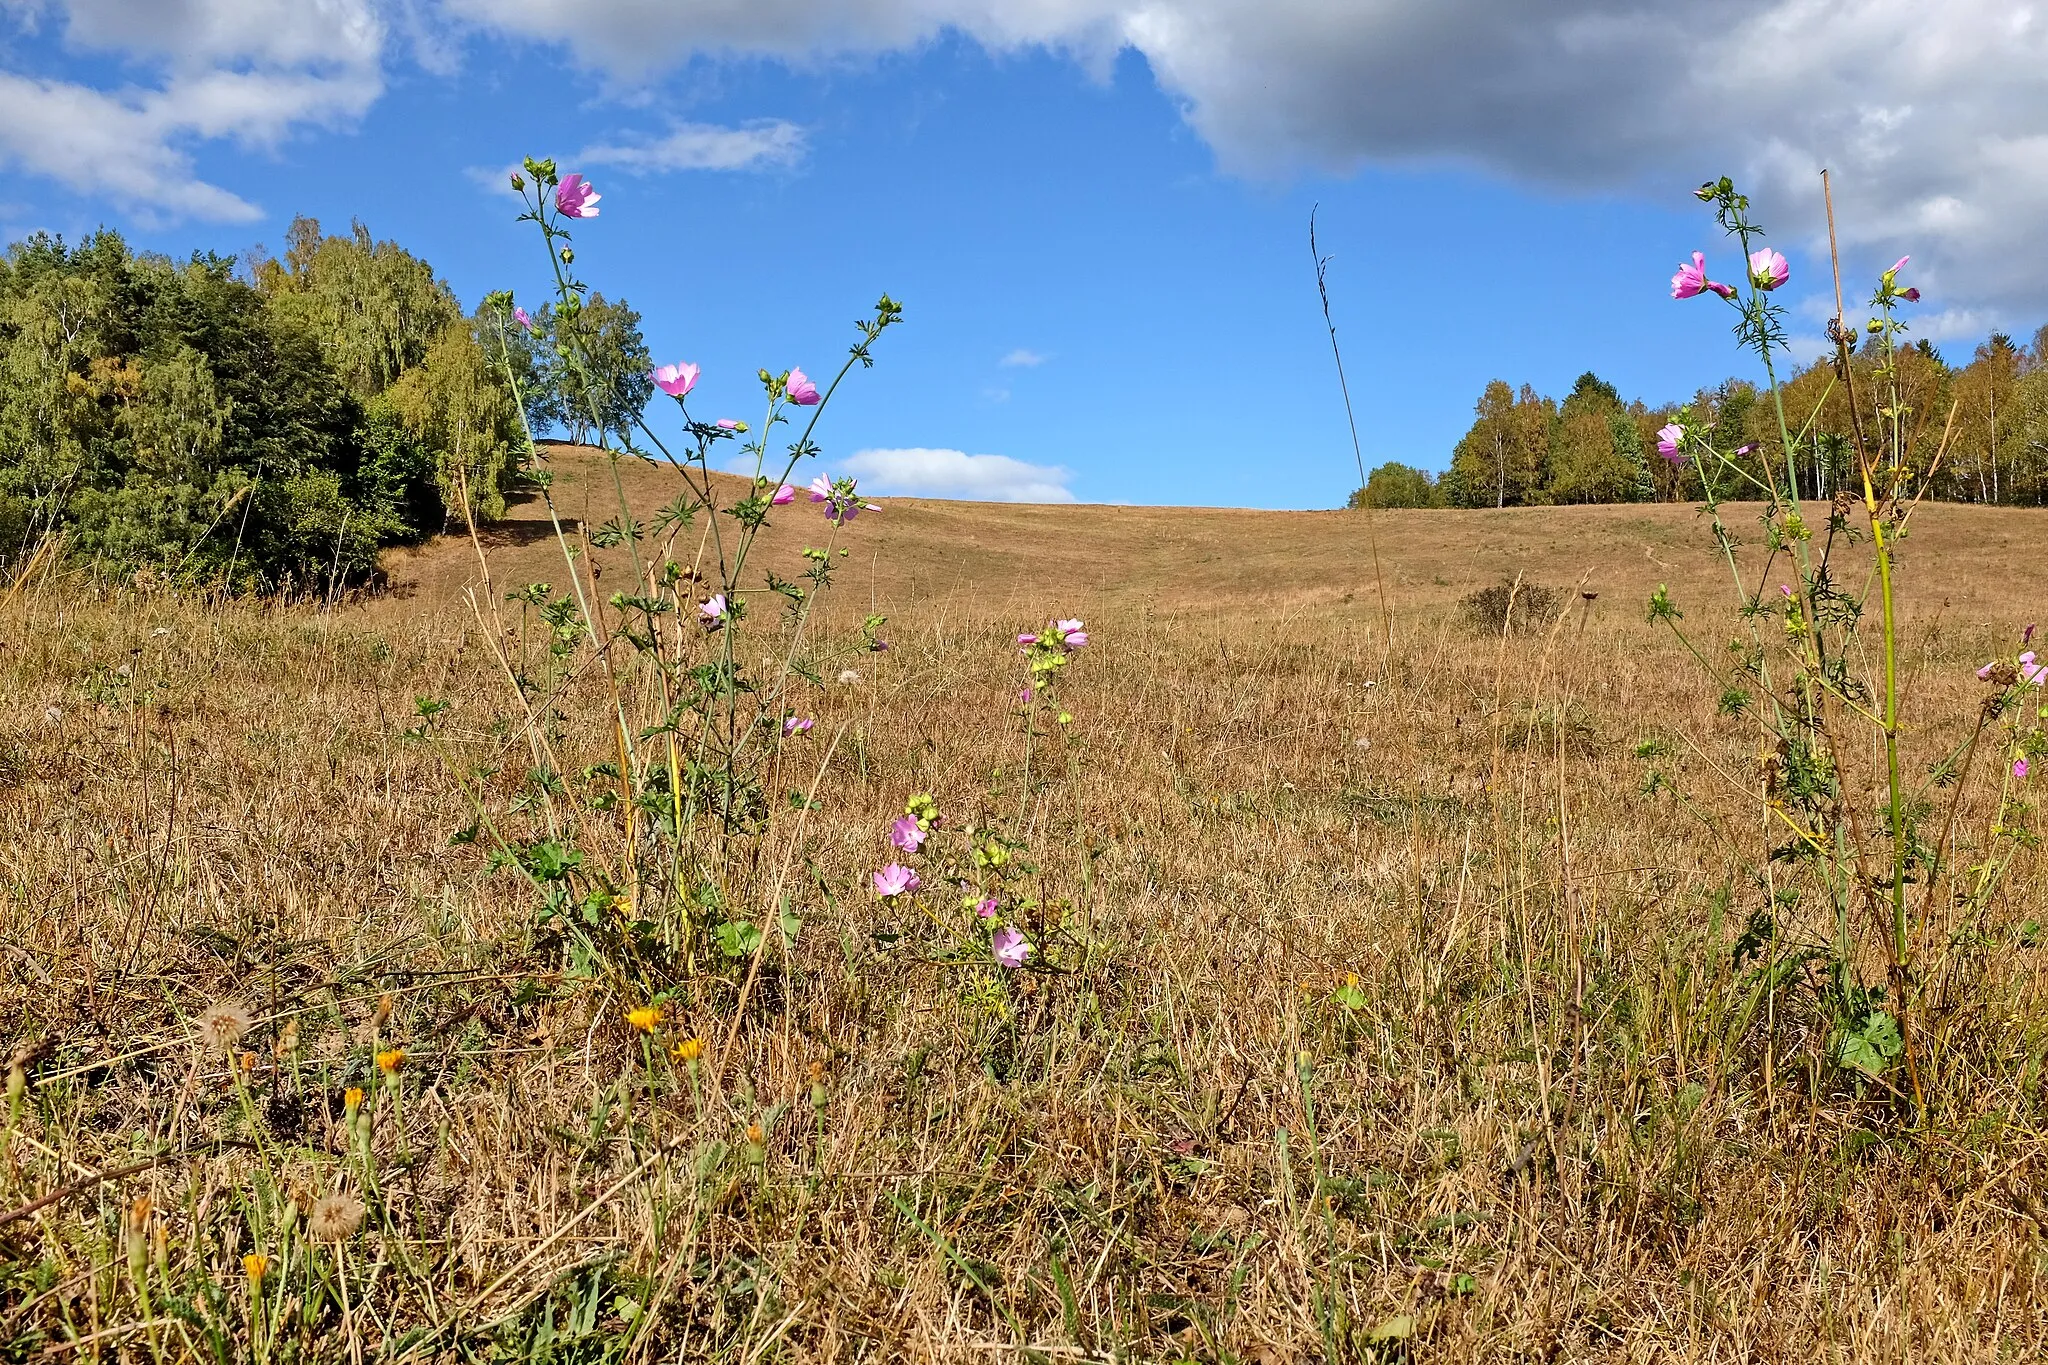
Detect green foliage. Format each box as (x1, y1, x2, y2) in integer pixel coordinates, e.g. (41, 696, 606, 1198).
(527, 293, 654, 445)
(0, 220, 525, 590)
(257, 217, 460, 398)
(385, 320, 525, 524)
(1348, 461, 1440, 508)
(1444, 380, 1551, 507)
(1549, 372, 1643, 504)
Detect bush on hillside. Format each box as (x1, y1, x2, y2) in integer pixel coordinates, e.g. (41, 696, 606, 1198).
(1348, 461, 1442, 508)
(1460, 578, 1565, 635)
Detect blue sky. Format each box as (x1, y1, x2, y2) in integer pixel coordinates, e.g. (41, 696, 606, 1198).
(1, 0, 2037, 507)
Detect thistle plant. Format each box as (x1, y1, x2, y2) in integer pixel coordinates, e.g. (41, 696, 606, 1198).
(1648, 174, 2026, 1116)
(435, 157, 902, 990)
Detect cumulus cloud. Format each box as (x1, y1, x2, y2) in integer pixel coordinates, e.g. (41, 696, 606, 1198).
(843, 447, 1076, 502)
(0, 0, 382, 221)
(430, 0, 2048, 321)
(999, 348, 1048, 367)
(12, 0, 2048, 321)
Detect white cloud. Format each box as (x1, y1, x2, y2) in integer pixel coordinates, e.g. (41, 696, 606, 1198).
(843, 447, 1077, 502)
(13, 0, 2048, 324)
(578, 120, 806, 174)
(469, 120, 807, 195)
(426, 0, 2048, 323)
(999, 348, 1047, 367)
(0, 0, 382, 221)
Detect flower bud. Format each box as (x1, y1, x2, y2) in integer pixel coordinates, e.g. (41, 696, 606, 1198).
(125, 1197, 151, 1281)
(510, 172, 526, 191)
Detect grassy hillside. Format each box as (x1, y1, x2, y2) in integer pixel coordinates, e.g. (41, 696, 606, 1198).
(5, 468, 2048, 1361)
(379, 445, 2047, 626)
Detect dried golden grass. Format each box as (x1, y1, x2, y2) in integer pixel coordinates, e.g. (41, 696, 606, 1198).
(2, 491, 2047, 1361)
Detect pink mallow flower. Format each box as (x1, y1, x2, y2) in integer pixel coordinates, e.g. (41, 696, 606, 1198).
(555, 173, 601, 219)
(1655, 423, 1686, 462)
(1056, 619, 1088, 648)
(786, 368, 821, 405)
(991, 926, 1032, 970)
(2017, 757, 2031, 780)
(1978, 661, 1997, 681)
(1885, 255, 1921, 302)
(783, 716, 813, 736)
(809, 473, 876, 524)
(717, 418, 742, 431)
(772, 484, 796, 505)
(1748, 248, 1789, 291)
(976, 897, 998, 919)
(889, 815, 926, 853)
(699, 594, 727, 628)
(873, 864, 919, 898)
(652, 362, 700, 398)
(514, 306, 533, 332)
(1671, 251, 1735, 301)
(2022, 651, 2047, 685)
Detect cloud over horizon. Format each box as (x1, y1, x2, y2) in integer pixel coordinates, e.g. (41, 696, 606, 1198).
(842, 447, 1077, 503)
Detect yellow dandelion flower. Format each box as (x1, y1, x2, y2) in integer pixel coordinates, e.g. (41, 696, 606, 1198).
(745, 1121, 764, 1145)
(343, 1086, 364, 1110)
(672, 1037, 704, 1063)
(626, 1005, 664, 1034)
(375, 1048, 405, 1075)
(244, 1253, 269, 1285)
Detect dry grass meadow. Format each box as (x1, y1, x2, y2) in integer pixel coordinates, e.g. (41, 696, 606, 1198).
(7, 447, 2048, 1362)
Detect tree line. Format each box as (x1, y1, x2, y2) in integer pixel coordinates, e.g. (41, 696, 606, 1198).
(0, 220, 652, 591)
(1351, 329, 2048, 509)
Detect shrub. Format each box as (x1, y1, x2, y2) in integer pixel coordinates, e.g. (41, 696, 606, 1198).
(1459, 578, 1565, 635)
(1348, 461, 1441, 508)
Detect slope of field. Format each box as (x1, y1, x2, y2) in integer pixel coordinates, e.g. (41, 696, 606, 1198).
(376, 445, 2048, 629)
(9, 452, 2048, 1361)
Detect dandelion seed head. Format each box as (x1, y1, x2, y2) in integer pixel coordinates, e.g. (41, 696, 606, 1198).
(308, 1192, 366, 1241)
(196, 1002, 254, 1051)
